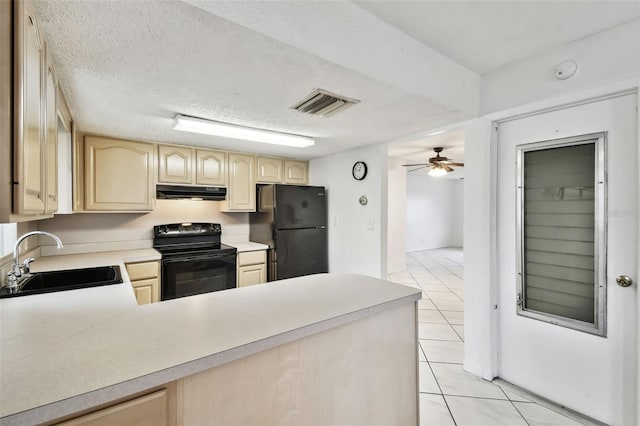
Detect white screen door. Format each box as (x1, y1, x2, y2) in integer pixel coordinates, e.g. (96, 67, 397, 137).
(496, 93, 637, 425)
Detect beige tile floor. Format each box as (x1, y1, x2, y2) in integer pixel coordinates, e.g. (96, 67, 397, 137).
(388, 248, 595, 426)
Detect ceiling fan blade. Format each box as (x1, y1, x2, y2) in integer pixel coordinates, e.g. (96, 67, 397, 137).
(446, 162, 465, 167)
(442, 164, 454, 172)
(402, 163, 430, 167)
(408, 166, 428, 173)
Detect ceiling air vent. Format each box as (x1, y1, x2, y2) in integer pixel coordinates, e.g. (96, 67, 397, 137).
(291, 89, 360, 117)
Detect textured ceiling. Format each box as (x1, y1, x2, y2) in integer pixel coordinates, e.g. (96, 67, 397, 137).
(356, 1, 640, 75)
(33, 0, 469, 160)
(32, 1, 639, 162)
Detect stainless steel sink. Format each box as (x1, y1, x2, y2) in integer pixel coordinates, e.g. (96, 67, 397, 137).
(0, 265, 123, 298)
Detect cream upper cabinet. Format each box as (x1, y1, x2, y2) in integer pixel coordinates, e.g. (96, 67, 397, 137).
(45, 59, 58, 213)
(158, 145, 193, 184)
(284, 160, 309, 185)
(221, 153, 255, 212)
(10, 2, 60, 218)
(256, 156, 283, 184)
(196, 149, 226, 186)
(84, 136, 155, 211)
(14, 2, 46, 214)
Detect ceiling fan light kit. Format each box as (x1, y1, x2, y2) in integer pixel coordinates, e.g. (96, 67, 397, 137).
(402, 147, 464, 177)
(173, 114, 315, 148)
(428, 167, 447, 177)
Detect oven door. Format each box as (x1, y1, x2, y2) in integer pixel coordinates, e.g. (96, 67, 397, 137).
(161, 252, 236, 301)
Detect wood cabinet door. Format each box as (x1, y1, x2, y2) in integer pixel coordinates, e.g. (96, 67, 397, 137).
(84, 136, 155, 211)
(14, 3, 45, 214)
(45, 60, 58, 213)
(131, 278, 159, 305)
(195, 149, 226, 186)
(223, 153, 255, 211)
(256, 157, 283, 183)
(158, 145, 193, 184)
(238, 264, 266, 287)
(55, 389, 170, 426)
(284, 160, 309, 185)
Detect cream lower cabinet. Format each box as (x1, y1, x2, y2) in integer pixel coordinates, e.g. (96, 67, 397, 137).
(55, 388, 175, 426)
(221, 153, 255, 212)
(237, 250, 266, 287)
(125, 261, 160, 305)
(83, 136, 155, 211)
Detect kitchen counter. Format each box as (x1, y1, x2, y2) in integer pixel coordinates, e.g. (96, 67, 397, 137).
(1, 249, 162, 375)
(222, 240, 269, 252)
(0, 272, 420, 425)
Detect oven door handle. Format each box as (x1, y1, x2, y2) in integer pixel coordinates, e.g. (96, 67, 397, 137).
(162, 253, 235, 264)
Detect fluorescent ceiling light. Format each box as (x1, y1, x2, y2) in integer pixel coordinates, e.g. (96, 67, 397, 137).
(428, 167, 447, 177)
(173, 114, 314, 148)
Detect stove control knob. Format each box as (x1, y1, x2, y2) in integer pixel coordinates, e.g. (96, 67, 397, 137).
(212, 224, 221, 233)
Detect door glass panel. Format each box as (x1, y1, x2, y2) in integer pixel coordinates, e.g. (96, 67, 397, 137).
(517, 134, 606, 335)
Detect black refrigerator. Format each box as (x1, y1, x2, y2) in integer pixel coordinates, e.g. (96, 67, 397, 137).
(249, 184, 328, 281)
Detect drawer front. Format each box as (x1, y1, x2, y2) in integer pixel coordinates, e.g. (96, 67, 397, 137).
(238, 250, 266, 267)
(126, 261, 159, 280)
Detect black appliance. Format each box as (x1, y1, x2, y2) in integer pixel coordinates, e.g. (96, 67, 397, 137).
(250, 185, 328, 281)
(153, 223, 237, 300)
(156, 184, 227, 200)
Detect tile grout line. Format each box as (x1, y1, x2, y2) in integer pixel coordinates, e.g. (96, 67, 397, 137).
(497, 384, 533, 426)
(425, 358, 458, 426)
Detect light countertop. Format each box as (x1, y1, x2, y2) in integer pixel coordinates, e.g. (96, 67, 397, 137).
(0, 271, 420, 425)
(223, 241, 269, 252)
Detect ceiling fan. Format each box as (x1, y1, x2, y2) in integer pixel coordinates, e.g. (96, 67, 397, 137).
(402, 147, 464, 177)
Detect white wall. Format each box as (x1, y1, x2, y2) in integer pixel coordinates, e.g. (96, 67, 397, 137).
(310, 144, 387, 278)
(37, 200, 249, 255)
(450, 180, 464, 247)
(481, 20, 640, 114)
(406, 175, 463, 251)
(387, 158, 406, 274)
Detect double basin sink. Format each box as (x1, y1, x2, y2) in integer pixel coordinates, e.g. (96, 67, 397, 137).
(0, 266, 123, 298)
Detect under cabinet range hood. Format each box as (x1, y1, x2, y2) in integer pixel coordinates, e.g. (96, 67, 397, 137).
(156, 185, 227, 201)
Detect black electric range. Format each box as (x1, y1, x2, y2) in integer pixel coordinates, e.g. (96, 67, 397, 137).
(153, 223, 237, 300)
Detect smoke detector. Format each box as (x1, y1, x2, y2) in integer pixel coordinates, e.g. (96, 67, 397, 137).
(554, 60, 578, 80)
(291, 89, 360, 117)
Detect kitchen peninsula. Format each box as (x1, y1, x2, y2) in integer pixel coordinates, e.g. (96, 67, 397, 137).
(0, 270, 420, 425)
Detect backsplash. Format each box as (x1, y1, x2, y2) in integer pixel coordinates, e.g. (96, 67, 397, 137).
(37, 200, 249, 256)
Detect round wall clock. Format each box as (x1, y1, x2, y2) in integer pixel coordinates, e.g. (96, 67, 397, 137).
(352, 161, 368, 181)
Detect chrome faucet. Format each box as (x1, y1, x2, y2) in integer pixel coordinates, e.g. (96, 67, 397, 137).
(6, 231, 63, 293)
